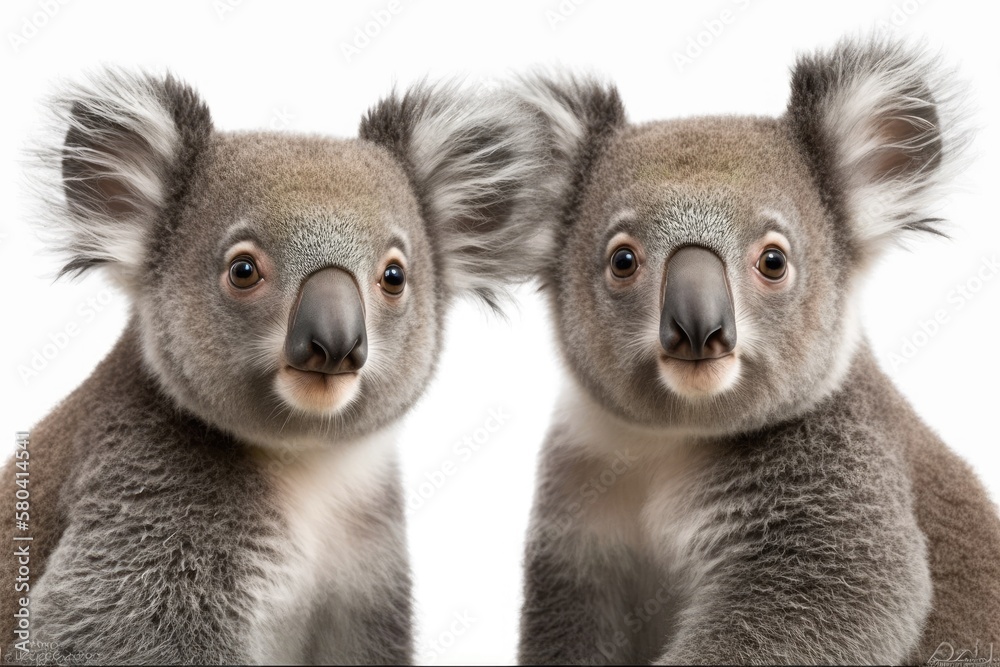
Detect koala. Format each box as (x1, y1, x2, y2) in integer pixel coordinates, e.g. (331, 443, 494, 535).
(515, 39, 1000, 664)
(1, 70, 545, 664)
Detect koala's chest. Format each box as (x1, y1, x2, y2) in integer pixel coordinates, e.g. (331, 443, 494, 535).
(556, 400, 717, 562)
(246, 437, 400, 662)
(553, 424, 717, 658)
(567, 444, 711, 557)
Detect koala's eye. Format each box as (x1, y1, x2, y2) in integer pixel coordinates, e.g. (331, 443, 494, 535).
(757, 247, 787, 281)
(229, 256, 262, 289)
(610, 246, 638, 279)
(380, 263, 406, 296)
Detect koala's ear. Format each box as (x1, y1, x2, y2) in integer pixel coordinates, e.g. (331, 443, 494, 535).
(514, 72, 625, 230)
(43, 69, 212, 285)
(360, 81, 552, 310)
(787, 39, 968, 250)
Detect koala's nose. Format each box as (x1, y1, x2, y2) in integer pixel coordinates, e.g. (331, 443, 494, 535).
(285, 267, 367, 375)
(660, 246, 737, 361)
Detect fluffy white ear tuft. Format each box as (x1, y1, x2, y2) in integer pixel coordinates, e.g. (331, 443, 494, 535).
(513, 71, 625, 220)
(787, 38, 970, 251)
(360, 80, 553, 311)
(35, 69, 211, 288)
(512, 71, 625, 290)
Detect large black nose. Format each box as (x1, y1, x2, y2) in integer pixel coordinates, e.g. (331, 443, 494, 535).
(285, 267, 367, 375)
(660, 246, 736, 361)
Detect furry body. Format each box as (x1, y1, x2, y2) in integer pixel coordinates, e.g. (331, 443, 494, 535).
(517, 39, 1000, 664)
(2, 70, 545, 664)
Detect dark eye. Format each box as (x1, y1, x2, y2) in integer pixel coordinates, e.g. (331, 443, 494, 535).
(229, 256, 262, 289)
(757, 247, 787, 280)
(610, 246, 638, 279)
(381, 263, 405, 295)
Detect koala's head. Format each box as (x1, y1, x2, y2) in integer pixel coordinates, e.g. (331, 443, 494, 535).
(43, 70, 545, 448)
(521, 39, 965, 434)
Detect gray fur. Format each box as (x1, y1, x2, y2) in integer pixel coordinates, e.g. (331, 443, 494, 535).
(516, 37, 1000, 664)
(360, 80, 553, 311)
(2, 69, 542, 664)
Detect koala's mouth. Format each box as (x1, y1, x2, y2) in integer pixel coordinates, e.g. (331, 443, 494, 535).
(657, 353, 741, 399)
(274, 365, 361, 415)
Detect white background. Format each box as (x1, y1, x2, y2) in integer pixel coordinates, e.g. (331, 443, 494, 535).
(1, 0, 998, 663)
